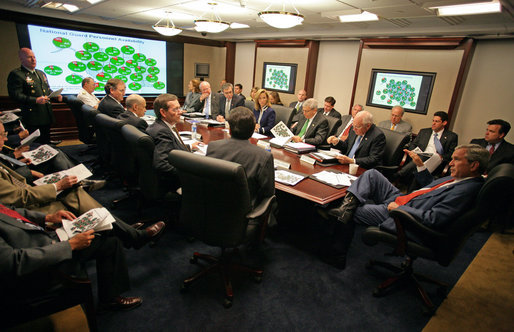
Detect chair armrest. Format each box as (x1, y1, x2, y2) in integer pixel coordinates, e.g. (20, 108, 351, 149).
(389, 209, 447, 241)
(246, 195, 276, 219)
(399, 151, 408, 167)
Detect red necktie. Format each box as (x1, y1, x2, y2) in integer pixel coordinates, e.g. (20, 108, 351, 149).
(489, 145, 495, 155)
(394, 179, 454, 206)
(0, 203, 38, 225)
(341, 124, 352, 138)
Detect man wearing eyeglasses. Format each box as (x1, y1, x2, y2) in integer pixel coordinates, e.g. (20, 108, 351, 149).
(327, 110, 386, 169)
(98, 78, 126, 118)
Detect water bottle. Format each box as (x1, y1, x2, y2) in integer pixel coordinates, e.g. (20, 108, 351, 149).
(191, 121, 197, 140)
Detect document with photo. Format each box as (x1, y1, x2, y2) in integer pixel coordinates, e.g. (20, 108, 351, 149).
(55, 207, 115, 241)
(33, 163, 93, 190)
(21, 144, 58, 165)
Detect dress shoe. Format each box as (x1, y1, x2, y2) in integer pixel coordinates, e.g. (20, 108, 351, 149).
(134, 221, 166, 249)
(131, 222, 144, 230)
(99, 296, 142, 312)
(81, 179, 106, 192)
(50, 140, 62, 145)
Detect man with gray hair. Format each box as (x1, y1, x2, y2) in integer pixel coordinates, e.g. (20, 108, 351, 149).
(98, 78, 126, 118)
(378, 105, 412, 133)
(199, 81, 221, 119)
(117, 94, 148, 132)
(218, 82, 245, 122)
(77, 77, 100, 108)
(318, 144, 489, 269)
(291, 98, 328, 147)
(328, 110, 385, 169)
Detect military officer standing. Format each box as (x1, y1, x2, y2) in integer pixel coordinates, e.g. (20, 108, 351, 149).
(7, 48, 62, 144)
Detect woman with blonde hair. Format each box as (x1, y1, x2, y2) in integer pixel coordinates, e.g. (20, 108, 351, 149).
(182, 79, 201, 112)
(253, 89, 276, 136)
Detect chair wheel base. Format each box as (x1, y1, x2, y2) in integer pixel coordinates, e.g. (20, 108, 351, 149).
(223, 297, 233, 308)
(180, 283, 189, 293)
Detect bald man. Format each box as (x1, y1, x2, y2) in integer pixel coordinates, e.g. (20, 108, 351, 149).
(8, 48, 62, 144)
(288, 89, 308, 127)
(378, 106, 412, 134)
(117, 94, 148, 132)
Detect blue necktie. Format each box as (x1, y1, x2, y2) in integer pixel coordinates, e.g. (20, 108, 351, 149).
(204, 96, 210, 118)
(433, 133, 444, 155)
(348, 135, 362, 158)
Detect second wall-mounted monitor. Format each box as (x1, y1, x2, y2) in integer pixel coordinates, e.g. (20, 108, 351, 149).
(366, 69, 436, 115)
(262, 62, 297, 94)
(195, 63, 209, 78)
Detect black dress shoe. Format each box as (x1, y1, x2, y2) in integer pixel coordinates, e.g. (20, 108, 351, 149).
(99, 296, 142, 312)
(81, 179, 106, 192)
(134, 221, 166, 249)
(131, 222, 144, 230)
(50, 140, 62, 145)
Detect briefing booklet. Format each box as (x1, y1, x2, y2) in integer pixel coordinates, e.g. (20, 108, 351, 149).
(55, 207, 115, 241)
(270, 121, 294, 147)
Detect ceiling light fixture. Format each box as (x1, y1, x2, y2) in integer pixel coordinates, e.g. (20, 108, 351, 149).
(153, 11, 182, 37)
(230, 22, 250, 29)
(194, 3, 230, 33)
(432, 0, 501, 16)
(258, 2, 304, 29)
(62, 3, 79, 12)
(338, 11, 378, 23)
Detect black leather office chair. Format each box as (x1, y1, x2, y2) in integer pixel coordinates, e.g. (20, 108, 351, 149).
(361, 163, 514, 314)
(80, 104, 99, 145)
(244, 99, 255, 110)
(273, 105, 294, 128)
(325, 116, 342, 137)
(168, 150, 275, 308)
(375, 128, 411, 178)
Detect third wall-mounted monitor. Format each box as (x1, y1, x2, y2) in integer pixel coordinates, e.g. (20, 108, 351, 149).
(262, 62, 297, 94)
(366, 69, 436, 115)
(195, 63, 210, 78)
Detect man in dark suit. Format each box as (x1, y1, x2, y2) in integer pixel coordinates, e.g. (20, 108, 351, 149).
(318, 96, 341, 120)
(98, 78, 126, 118)
(117, 94, 148, 132)
(397, 111, 458, 179)
(332, 104, 363, 142)
(217, 83, 245, 122)
(328, 110, 385, 169)
(234, 83, 246, 100)
(0, 205, 142, 311)
(288, 89, 307, 126)
(470, 119, 514, 172)
(319, 144, 488, 269)
(199, 81, 221, 119)
(207, 106, 274, 209)
(378, 106, 412, 134)
(147, 94, 200, 192)
(291, 98, 329, 147)
(7, 48, 62, 144)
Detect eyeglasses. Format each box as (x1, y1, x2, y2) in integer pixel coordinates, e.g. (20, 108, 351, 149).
(0, 132, 8, 137)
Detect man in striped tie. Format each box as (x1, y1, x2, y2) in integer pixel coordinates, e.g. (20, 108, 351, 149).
(318, 144, 488, 269)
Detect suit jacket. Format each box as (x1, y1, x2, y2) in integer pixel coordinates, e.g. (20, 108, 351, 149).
(334, 124, 386, 169)
(292, 112, 329, 146)
(7, 67, 55, 126)
(253, 107, 276, 136)
(334, 114, 353, 137)
(219, 94, 245, 118)
(409, 128, 458, 163)
(117, 111, 148, 132)
(147, 119, 189, 190)
(470, 138, 514, 172)
(288, 101, 303, 125)
(199, 93, 221, 119)
(98, 95, 125, 118)
(378, 119, 412, 134)
(317, 108, 342, 120)
(207, 138, 274, 209)
(183, 91, 202, 113)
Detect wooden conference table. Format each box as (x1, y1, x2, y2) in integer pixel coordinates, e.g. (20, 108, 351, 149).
(177, 119, 364, 205)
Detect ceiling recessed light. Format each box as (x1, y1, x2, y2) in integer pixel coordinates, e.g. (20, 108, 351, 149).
(338, 11, 378, 23)
(432, 1, 501, 16)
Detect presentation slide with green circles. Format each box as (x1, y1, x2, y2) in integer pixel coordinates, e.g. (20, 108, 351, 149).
(371, 73, 422, 109)
(28, 25, 167, 95)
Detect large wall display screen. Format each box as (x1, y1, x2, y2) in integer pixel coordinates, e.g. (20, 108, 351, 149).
(366, 69, 436, 114)
(27, 25, 167, 95)
(261, 62, 297, 94)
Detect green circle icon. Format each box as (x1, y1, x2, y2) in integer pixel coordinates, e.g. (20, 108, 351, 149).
(110, 57, 124, 66)
(125, 60, 137, 68)
(87, 61, 103, 71)
(75, 50, 92, 61)
(103, 64, 118, 73)
(95, 82, 105, 92)
(148, 66, 160, 75)
(66, 74, 82, 84)
(133, 53, 146, 62)
(134, 66, 146, 74)
(121, 45, 135, 55)
(118, 66, 131, 75)
(146, 74, 158, 82)
(128, 82, 142, 91)
(83, 42, 99, 52)
(145, 58, 157, 66)
(105, 47, 120, 56)
(96, 72, 112, 82)
(68, 61, 86, 72)
(44, 65, 63, 76)
(53, 37, 71, 48)
(115, 75, 128, 83)
(130, 73, 143, 82)
(153, 81, 165, 90)
(93, 52, 109, 62)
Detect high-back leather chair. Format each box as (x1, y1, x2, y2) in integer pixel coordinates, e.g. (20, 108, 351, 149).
(64, 95, 89, 143)
(361, 163, 514, 314)
(80, 104, 99, 145)
(168, 150, 275, 308)
(325, 116, 342, 137)
(244, 99, 255, 110)
(375, 128, 411, 178)
(273, 105, 294, 128)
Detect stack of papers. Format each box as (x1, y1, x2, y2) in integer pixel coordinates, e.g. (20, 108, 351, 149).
(55, 207, 115, 241)
(311, 170, 357, 187)
(20, 129, 40, 147)
(22, 144, 58, 165)
(284, 142, 316, 154)
(274, 169, 306, 186)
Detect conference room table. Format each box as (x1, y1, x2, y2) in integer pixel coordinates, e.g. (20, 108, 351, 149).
(177, 118, 364, 206)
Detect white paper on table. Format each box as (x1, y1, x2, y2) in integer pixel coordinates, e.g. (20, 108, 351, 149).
(311, 170, 356, 187)
(424, 153, 442, 173)
(193, 144, 208, 156)
(269, 136, 291, 147)
(271, 121, 294, 138)
(252, 132, 268, 139)
(142, 115, 156, 125)
(274, 169, 305, 186)
(322, 148, 344, 157)
(48, 88, 63, 98)
(284, 142, 315, 150)
(55, 208, 115, 241)
(20, 129, 40, 147)
(21, 144, 58, 165)
(33, 163, 93, 187)
(200, 119, 223, 125)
